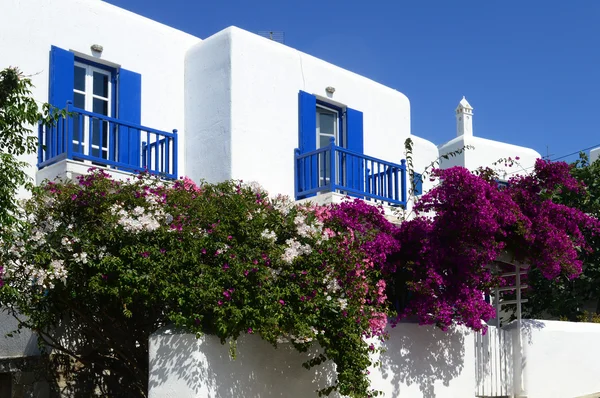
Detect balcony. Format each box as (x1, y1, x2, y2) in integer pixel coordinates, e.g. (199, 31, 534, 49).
(294, 139, 407, 207)
(37, 102, 178, 181)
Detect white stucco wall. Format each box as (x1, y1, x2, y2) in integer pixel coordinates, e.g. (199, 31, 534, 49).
(439, 135, 541, 179)
(590, 147, 600, 164)
(0, 311, 40, 359)
(0, 0, 201, 182)
(509, 320, 600, 398)
(150, 320, 600, 398)
(185, 26, 413, 199)
(149, 323, 478, 398)
(410, 134, 440, 195)
(184, 29, 233, 185)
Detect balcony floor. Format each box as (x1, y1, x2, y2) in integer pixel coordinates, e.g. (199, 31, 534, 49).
(294, 191, 405, 224)
(36, 159, 140, 185)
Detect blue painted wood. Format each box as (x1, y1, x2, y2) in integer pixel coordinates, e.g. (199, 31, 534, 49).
(294, 144, 407, 206)
(298, 91, 316, 153)
(298, 91, 317, 198)
(49, 46, 74, 109)
(37, 105, 177, 179)
(37, 124, 43, 165)
(497, 180, 509, 189)
(48, 46, 74, 156)
(172, 130, 178, 178)
(346, 107, 364, 193)
(117, 68, 142, 166)
(65, 102, 73, 159)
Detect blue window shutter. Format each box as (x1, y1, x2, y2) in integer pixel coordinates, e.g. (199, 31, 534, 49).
(117, 69, 141, 167)
(298, 91, 316, 153)
(413, 172, 423, 196)
(49, 46, 74, 109)
(298, 91, 317, 197)
(346, 107, 364, 192)
(346, 108, 363, 154)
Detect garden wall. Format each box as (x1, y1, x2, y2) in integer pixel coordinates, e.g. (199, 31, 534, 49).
(149, 320, 600, 398)
(149, 322, 478, 398)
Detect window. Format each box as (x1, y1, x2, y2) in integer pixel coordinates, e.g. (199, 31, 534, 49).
(298, 91, 361, 155)
(73, 61, 114, 160)
(48, 45, 142, 166)
(316, 104, 343, 186)
(316, 104, 342, 149)
(497, 180, 509, 189)
(297, 91, 364, 198)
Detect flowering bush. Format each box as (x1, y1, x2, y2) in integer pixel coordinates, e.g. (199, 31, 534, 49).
(0, 158, 597, 396)
(395, 159, 600, 331)
(0, 170, 397, 397)
(520, 155, 600, 321)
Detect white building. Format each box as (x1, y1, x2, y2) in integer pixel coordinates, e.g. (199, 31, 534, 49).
(1, 0, 540, 206)
(7, 0, 591, 397)
(439, 97, 541, 178)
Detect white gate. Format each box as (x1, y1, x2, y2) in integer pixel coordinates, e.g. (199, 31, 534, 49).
(475, 326, 513, 397)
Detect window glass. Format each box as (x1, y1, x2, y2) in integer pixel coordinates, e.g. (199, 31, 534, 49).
(72, 62, 112, 161)
(319, 111, 336, 136)
(93, 72, 109, 98)
(74, 66, 86, 91)
(316, 106, 338, 149)
(93, 98, 108, 115)
(320, 135, 332, 148)
(73, 92, 85, 109)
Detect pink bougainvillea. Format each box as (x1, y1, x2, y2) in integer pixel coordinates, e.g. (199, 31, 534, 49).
(394, 160, 600, 332)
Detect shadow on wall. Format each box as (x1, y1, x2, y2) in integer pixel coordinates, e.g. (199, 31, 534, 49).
(515, 319, 545, 344)
(0, 310, 41, 358)
(380, 324, 467, 398)
(148, 329, 339, 397)
(149, 323, 475, 398)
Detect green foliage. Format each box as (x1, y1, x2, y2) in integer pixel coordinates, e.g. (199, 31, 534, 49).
(523, 153, 600, 320)
(0, 67, 62, 229)
(0, 67, 39, 228)
(0, 171, 393, 397)
(398, 137, 474, 221)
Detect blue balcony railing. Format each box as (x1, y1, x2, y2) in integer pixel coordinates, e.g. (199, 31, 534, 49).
(38, 102, 178, 179)
(295, 138, 407, 206)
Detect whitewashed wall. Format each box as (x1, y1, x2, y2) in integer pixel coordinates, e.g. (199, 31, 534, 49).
(409, 134, 440, 199)
(438, 135, 541, 179)
(149, 323, 479, 398)
(0, 311, 40, 359)
(184, 29, 233, 185)
(149, 320, 600, 398)
(590, 147, 600, 164)
(185, 26, 418, 199)
(508, 320, 600, 398)
(0, 0, 201, 182)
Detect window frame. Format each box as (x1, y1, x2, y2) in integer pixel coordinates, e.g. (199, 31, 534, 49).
(315, 100, 347, 188)
(72, 58, 117, 161)
(316, 100, 345, 149)
(73, 57, 117, 112)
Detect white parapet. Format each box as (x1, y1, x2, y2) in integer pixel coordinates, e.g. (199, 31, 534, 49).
(149, 322, 479, 398)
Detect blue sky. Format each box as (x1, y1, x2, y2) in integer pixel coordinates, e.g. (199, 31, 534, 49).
(106, 0, 600, 162)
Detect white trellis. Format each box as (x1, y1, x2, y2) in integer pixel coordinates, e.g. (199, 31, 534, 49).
(491, 251, 530, 327)
(476, 252, 529, 398)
